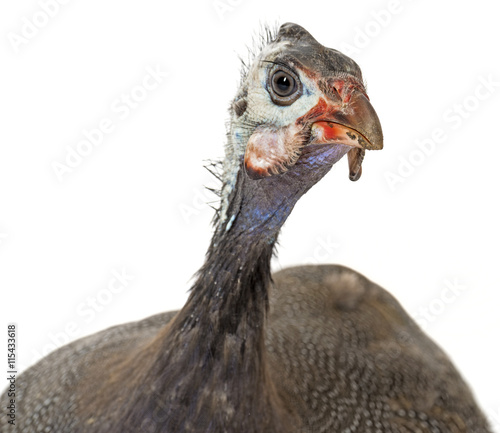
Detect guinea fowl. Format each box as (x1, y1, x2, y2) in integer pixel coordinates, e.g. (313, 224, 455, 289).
(5, 23, 491, 433)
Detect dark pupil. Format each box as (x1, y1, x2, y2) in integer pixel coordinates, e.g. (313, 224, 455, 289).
(276, 75, 291, 92)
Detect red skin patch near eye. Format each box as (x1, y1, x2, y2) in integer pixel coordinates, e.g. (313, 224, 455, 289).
(295, 97, 350, 130)
(296, 98, 331, 126)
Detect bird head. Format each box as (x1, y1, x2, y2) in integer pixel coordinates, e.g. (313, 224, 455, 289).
(219, 23, 383, 227)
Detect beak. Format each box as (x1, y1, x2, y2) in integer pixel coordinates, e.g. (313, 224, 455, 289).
(310, 91, 383, 151)
(309, 90, 383, 181)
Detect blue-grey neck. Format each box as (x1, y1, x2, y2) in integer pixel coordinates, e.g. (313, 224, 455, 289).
(186, 143, 351, 332)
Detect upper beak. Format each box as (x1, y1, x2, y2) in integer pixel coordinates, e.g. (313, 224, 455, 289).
(310, 91, 383, 151)
(309, 90, 383, 181)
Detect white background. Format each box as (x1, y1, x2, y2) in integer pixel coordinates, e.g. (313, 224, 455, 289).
(1, 0, 499, 429)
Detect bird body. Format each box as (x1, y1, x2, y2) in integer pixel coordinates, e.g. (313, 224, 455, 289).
(2, 23, 491, 433)
(12, 264, 491, 432)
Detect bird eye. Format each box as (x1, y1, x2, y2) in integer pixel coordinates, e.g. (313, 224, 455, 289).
(267, 65, 302, 106)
